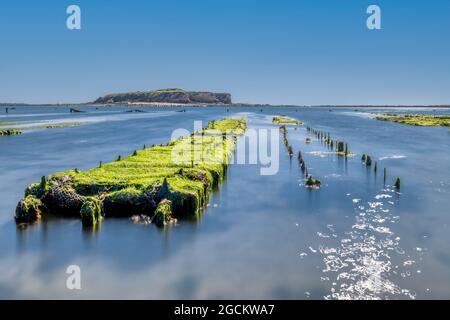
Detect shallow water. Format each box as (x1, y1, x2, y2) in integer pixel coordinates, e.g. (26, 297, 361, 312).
(0, 105, 449, 299)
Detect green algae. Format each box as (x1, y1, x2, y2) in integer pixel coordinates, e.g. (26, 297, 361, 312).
(0, 122, 22, 127)
(0, 129, 22, 136)
(272, 116, 303, 125)
(1, 122, 82, 132)
(44, 123, 82, 129)
(16, 118, 247, 227)
(375, 113, 450, 127)
(80, 199, 102, 227)
(305, 176, 321, 189)
(153, 199, 175, 227)
(15, 196, 43, 223)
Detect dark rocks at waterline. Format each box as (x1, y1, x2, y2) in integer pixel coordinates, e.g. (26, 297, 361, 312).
(307, 127, 351, 156)
(300, 161, 306, 173)
(70, 108, 85, 113)
(280, 125, 294, 157)
(337, 141, 345, 153)
(152, 199, 176, 227)
(297, 151, 307, 173)
(305, 176, 321, 189)
(80, 200, 102, 227)
(125, 109, 146, 113)
(15, 196, 43, 223)
(41, 182, 85, 217)
(361, 154, 372, 166)
(394, 177, 401, 190)
(287, 145, 293, 157)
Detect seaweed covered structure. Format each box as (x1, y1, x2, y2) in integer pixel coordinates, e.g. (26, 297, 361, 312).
(375, 113, 450, 127)
(15, 118, 247, 227)
(0, 129, 22, 136)
(272, 116, 304, 125)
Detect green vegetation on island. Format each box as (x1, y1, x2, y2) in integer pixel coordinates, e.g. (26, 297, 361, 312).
(272, 116, 304, 125)
(375, 113, 450, 127)
(15, 118, 247, 228)
(94, 88, 232, 105)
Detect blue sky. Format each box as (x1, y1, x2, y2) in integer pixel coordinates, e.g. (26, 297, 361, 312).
(1, 0, 449, 105)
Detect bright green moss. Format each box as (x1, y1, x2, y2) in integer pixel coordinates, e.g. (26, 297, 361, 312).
(17, 118, 247, 225)
(375, 113, 450, 127)
(153, 199, 174, 227)
(44, 123, 81, 129)
(0, 122, 82, 132)
(0, 129, 22, 136)
(143, 88, 186, 94)
(15, 195, 43, 223)
(0, 122, 23, 127)
(272, 116, 304, 125)
(80, 199, 102, 227)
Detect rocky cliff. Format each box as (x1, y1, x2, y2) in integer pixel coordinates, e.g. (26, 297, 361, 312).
(93, 89, 232, 105)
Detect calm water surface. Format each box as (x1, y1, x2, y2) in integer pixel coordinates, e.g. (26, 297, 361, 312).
(0, 106, 449, 299)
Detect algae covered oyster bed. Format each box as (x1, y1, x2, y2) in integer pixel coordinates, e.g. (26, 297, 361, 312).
(272, 116, 304, 125)
(0, 129, 22, 136)
(15, 118, 247, 228)
(374, 113, 450, 127)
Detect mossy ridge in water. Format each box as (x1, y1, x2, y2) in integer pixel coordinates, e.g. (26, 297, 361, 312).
(0, 129, 22, 136)
(1, 122, 82, 132)
(272, 116, 304, 125)
(44, 123, 82, 129)
(0, 122, 23, 127)
(375, 113, 450, 127)
(15, 118, 247, 227)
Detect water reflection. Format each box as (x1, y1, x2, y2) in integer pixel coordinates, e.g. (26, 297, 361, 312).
(314, 187, 419, 300)
(1, 106, 450, 299)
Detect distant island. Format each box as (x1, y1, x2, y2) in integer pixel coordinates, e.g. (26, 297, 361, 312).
(91, 88, 232, 106)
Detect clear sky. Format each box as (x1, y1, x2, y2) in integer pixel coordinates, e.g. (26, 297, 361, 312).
(1, 0, 449, 105)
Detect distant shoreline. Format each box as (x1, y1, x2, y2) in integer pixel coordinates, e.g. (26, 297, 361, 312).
(1, 103, 450, 108)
